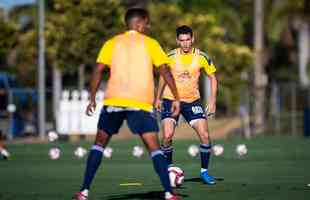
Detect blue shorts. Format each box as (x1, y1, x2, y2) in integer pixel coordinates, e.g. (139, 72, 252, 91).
(97, 106, 159, 135)
(161, 99, 206, 126)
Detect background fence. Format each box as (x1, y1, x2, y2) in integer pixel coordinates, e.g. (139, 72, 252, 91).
(0, 82, 309, 139)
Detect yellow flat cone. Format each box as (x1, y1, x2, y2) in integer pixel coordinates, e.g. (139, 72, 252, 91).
(119, 182, 143, 186)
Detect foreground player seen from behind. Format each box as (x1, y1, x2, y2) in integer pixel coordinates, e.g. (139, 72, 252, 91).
(72, 8, 182, 200)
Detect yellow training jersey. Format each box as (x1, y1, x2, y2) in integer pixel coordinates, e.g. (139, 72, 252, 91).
(96, 30, 169, 112)
(162, 48, 216, 102)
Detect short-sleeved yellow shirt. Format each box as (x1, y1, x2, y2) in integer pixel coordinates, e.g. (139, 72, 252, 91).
(96, 31, 169, 111)
(168, 48, 216, 75)
(162, 48, 216, 102)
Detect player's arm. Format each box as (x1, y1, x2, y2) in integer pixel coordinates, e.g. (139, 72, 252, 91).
(149, 39, 180, 115)
(201, 52, 217, 115)
(86, 63, 106, 116)
(206, 73, 217, 115)
(86, 39, 113, 116)
(159, 64, 180, 116)
(154, 75, 166, 111)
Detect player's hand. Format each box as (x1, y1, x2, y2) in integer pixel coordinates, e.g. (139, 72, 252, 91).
(171, 100, 180, 117)
(154, 98, 162, 112)
(86, 100, 96, 116)
(206, 100, 216, 117)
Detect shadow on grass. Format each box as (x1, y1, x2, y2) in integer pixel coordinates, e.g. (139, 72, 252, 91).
(106, 191, 188, 200)
(184, 177, 224, 183)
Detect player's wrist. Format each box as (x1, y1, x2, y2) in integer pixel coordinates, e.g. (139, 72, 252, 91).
(174, 95, 180, 102)
(90, 99, 96, 104)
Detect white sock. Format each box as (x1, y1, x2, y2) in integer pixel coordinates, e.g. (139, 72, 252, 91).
(165, 192, 173, 199)
(201, 168, 208, 173)
(81, 189, 88, 196)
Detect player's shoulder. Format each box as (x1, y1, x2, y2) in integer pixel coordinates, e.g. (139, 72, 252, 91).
(143, 35, 161, 46)
(194, 48, 210, 59)
(167, 49, 178, 57)
(102, 36, 117, 47)
(195, 48, 214, 66)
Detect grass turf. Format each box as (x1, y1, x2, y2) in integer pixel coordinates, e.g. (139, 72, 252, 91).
(1, 135, 310, 200)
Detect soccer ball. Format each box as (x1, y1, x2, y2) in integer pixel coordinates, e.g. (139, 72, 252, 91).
(212, 144, 224, 156)
(47, 131, 59, 142)
(74, 146, 87, 158)
(103, 147, 113, 158)
(168, 166, 185, 188)
(236, 144, 248, 156)
(48, 147, 61, 160)
(132, 145, 144, 158)
(187, 144, 199, 157)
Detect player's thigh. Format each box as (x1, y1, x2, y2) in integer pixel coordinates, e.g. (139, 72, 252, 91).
(161, 98, 179, 133)
(127, 110, 161, 152)
(181, 100, 206, 127)
(97, 106, 126, 135)
(192, 119, 210, 144)
(139, 132, 161, 152)
(127, 110, 159, 134)
(161, 99, 180, 122)
(94, 129, 112, 147)
(161, 118, 176, 139)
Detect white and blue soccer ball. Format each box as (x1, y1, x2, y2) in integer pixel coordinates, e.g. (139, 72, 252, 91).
(187, 144, 199, 157)
(47, 131, 59, 142)
(74, 146, 87, 158)
(236, 144, 248, 156)
(168, 166, 185, 188)
(212, 144, 224, 156)
(103, 147, 113, 158)
(132, 145, 144, 158)
(48, 147, 61, 160)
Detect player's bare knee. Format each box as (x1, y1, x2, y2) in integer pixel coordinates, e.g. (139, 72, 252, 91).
(94, 130, 110, 146)
(200, 132, 210, 144)
(164, 131, 174, 142)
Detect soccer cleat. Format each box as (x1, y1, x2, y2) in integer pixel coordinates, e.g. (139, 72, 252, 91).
(1, 149, 10, 160)
(72, 192, 88, 200)
(166, 194, 182, 200)
(200, 171, 215, 185)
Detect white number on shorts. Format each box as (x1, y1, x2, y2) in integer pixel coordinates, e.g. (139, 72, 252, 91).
(192, 106, 203, 114)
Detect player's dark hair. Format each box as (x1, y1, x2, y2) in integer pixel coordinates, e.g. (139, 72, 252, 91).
(125, 8, 149, 26)
(176, 25, 193, 37)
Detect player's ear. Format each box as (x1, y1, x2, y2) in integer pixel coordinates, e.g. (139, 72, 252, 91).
(191, 36, 195, 43)
(176, 37, 180, 45)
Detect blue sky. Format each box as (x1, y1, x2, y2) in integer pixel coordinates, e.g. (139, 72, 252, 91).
(0, 0, 35, 10)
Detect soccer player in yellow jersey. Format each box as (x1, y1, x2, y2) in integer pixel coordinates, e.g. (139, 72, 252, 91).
(155, 25, 218, 185)
(72, 8, 182, 200)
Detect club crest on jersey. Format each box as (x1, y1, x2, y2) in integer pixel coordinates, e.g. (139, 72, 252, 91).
(176, 70, 191, 83)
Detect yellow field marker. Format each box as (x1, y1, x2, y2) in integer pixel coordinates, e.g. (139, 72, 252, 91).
(119, 182, 143, 186)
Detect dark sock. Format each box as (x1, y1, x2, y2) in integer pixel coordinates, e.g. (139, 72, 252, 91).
(162, 145, 173, 166)
(151, 149, 173, 193)
(81, 145, 103, 191)
(200, 144, 211, 170)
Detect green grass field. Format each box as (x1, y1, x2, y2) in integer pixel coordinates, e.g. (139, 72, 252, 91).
(1, 135, 310, 200)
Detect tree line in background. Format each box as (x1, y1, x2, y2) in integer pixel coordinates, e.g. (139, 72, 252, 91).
(0, 0, 309, 129)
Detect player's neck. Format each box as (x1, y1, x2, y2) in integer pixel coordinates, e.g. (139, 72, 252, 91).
(180, 47, 193, 54)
